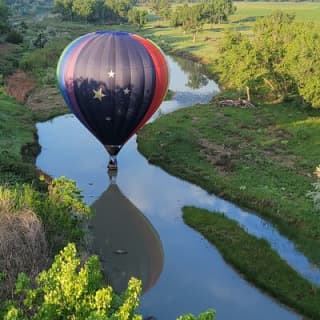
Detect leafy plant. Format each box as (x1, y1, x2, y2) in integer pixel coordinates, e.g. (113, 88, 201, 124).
(2, 243, 143, 320)
(47, 176, 92, 217)
(177, 310, 215, 320)
(307, 181, 320, 212)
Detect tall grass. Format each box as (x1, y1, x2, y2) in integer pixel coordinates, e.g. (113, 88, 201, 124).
(0, 186, 48, 299)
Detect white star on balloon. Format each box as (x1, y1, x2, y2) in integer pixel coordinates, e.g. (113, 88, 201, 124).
(93, 88, 106, 101)
(123, 88, 130, 95)
(108, 70, 115, 78)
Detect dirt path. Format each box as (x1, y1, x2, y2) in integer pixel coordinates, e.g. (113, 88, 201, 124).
(6, 70, 36, 103)
(27, 86, 67, 113)
(5, 70, 67, 114)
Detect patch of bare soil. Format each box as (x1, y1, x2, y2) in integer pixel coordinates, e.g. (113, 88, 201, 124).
(263, 126, 297, 170)
(0, 43, 16, 57)
(198, 138, 236, 174)
(5, 70, 36, 103)
(27, 85, 67, 113)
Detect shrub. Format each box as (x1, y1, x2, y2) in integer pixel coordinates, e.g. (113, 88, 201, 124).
(5, 30, 24, 44)
(2, 243, 143, 320)
(1, 243, 216, 320)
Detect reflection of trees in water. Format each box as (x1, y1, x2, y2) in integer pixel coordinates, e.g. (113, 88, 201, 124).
(89, 176, 164, 294)
(171, 55, 209, 89)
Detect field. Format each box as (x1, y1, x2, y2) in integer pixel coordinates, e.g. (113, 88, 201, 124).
(143, 1, 320, 67)
(235, 1, 320, 22)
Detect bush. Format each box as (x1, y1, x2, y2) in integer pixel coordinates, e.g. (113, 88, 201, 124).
(0, 177, 91, 258)
(1, 243, 216, 320)
(2, 243, 143, 320)
(5, 30, 23, 44)
(20, 39, 68, 75)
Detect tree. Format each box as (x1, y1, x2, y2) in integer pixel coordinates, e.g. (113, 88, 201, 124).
(72, 0, 96, 22)
(0, 0, 9, 34)
(53, 0, 74, 20)
(214, 0, 236, 24)
(179, 4, 204, 43)
(217, 30, 262, 101)
(105, 0, 134, 23)
(284, 22, 320, 107)
(202, 0, 236, 25)
(128, 8, 148, 30)
(216, 10, 320, 106)
(149, 0, 170, 21)
(252, 10, 296, 98)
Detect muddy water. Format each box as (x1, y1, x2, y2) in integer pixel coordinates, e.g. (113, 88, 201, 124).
(36, 55, 307, 319)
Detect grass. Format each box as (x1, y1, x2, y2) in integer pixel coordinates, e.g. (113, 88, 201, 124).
(234, 2, 320, 23)
(0, 204, 48, 300)
(0, 93, 40, 185)
(183, 206, 320, 320)
(137, 100, 320, 266)
(142, 2, 320, 71)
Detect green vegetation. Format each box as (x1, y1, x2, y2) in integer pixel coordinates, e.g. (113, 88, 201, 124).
(52, 0, 137, 23)
(149, 0, 170, 21)
(216, 11, 320, 107)
(137, 101, 320, 265)
(0, 0, 9, 34)
(1, 243, 215, 319)
(2, 243, 143, 320)
(183, 207, 320, 319)
(128, 7, 148, 30)
(0, 94, 38, 185)
(0, 179, 92, 300)
(235, 2, 320, 24)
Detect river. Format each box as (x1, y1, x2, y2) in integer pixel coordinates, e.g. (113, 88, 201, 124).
(36, 54, 317, 319)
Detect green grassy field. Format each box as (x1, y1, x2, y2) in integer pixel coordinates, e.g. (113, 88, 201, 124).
(137, 100, 320, 266)
(235, 1, 320, 22)
(143, 1, 320, 67)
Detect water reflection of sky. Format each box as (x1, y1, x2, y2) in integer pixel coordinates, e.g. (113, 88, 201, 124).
(36, 55, 306, 320)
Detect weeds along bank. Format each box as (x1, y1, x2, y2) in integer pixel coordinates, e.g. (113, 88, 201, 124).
(0, 93, 89, 297)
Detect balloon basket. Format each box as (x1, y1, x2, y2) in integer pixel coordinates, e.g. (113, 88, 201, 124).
(108, 155, 118, 171)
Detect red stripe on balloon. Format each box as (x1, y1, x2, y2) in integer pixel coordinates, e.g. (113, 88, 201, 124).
(128, 34, 169, 139)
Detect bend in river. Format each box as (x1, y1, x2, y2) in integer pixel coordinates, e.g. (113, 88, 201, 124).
(36, 54, 317, 320)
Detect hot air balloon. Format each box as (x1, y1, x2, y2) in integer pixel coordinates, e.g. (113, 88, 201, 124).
(57, 31, 169, 170)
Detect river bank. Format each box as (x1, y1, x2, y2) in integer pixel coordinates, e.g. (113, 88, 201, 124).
(1, 21, 318, 318)
(136, 99, 320, 317)
(183, 207, 320, 319)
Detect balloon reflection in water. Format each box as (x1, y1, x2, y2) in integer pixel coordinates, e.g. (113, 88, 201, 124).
(89, 172, 164, 293)
(57, 31, 169, 170)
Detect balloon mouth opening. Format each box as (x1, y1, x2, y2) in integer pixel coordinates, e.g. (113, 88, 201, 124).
(105, 145, 122, 156)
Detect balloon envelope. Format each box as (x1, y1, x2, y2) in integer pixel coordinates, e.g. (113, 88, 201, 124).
(57, 31, 169, 155)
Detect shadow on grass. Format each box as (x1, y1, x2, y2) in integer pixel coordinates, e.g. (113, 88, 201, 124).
(232, 16, 261, 24)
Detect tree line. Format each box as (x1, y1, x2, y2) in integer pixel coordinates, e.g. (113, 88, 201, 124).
(170, 0, 235, 42)
(0, 0, 9, 34)
(217, 10, 320, 108)
(51, 0, 236, 33)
